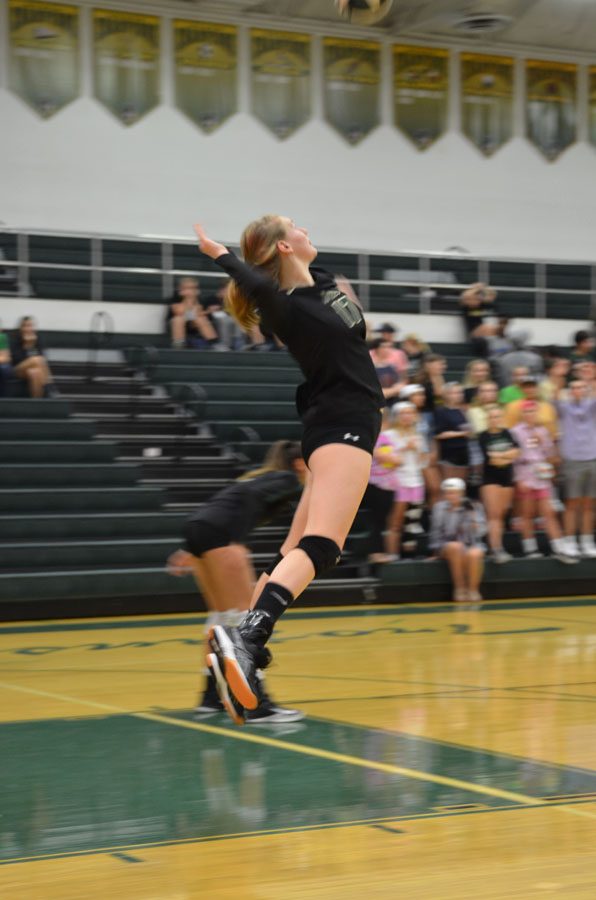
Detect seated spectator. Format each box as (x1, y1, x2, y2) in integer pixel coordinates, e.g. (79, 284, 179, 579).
(462, 359, 491, 405)
(10, 316, 56, 398)
(499, 366, 529, 405)
(478, 405, 520, 563)
(539, 357, 570, 402)
(460, 282, 497, 356)
(511, 401, 575, 564)
(370, 338, 407, 403)
(418, 353, 447, 414)
(569, 329, 594, 366)
(498, 332, 544, 385)
(433, 382, 471, 481)
(487, 316, 515, 364)
(401, 383, 440, 505)
(384, 402, 428, 560)
(402, 333, 430, 376)
(366, 408, 401, 563)
(429, 477, 487, 603)
(0, 319, 12, 397)
(503, 375, 558, 438)
(555, 379, 596, 559)
(370, 323, 409, 378)
(166, 277, 222, 350)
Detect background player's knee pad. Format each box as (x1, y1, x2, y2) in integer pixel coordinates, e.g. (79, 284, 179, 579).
(297, 536, 341, 576)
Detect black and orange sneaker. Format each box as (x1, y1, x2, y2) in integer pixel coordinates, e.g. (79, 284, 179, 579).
(207, 610, 273, 711)
(207, 653, 245, 726)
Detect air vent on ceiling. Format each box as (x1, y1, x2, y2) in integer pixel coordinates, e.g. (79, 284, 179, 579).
(451, 13, 513, 33)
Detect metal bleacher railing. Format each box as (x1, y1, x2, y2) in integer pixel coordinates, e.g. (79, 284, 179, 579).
(1, 227, 595, 321)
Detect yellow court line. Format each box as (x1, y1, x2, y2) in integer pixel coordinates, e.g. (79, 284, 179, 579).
(2, 679, 595, 823)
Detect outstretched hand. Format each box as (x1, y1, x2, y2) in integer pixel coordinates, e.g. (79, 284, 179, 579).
(193, 224, 228, 260)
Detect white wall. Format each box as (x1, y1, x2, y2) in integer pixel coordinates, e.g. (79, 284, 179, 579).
(1, 54, 596, 260)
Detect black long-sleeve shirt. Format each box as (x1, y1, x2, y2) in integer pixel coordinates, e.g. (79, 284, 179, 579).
(215, 253, 384, 426)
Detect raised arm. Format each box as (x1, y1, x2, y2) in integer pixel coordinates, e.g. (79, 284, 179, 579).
(193, 224, 290, 333)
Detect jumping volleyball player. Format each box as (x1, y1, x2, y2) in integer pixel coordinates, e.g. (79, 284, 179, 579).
(168, 440, 307, 724)
(193, 217, 385, 725)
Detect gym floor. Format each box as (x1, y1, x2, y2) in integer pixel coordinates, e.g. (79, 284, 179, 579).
(1, 598, 595, 898)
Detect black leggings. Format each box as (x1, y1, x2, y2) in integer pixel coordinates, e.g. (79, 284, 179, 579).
(363, 483, 395, 555)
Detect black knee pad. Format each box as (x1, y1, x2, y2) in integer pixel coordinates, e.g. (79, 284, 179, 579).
(297, 535, 341, 576)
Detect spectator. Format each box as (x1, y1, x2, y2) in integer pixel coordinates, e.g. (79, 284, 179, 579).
(498, 332, 544, 385)
(370, 338, 407, 403)
(569, 329, 594, 366)
(401, 383, 440, 505)
(10, 316, 55, 398)
(478, 405, 520, 563)
(371, 323, 409, 379)
(365, 408, 400, 563)
(429, 477, 487, 603)
(572, 360, 596, 396)
(499, 366, 529, 405)
(385, 402, 428, 560)
(418, 353, 447, 414)
(402, 333, 430, 376)
(166, 277, 222, 350)
(555, 380, 596, 558)
(487, 316, 515, 363)
(539, 357, 570, 403)
(433, 382, 471, 481)
(511, 401, 575, 564)
(0, 319, 12, 397)
(462, 359, 491, 405)
(468, 381, 500, 435)
(460, 282, 497, 356)
(503, 375, 558, 438)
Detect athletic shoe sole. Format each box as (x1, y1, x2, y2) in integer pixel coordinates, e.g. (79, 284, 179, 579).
(208, 625, 259, 710)
(246, 708, 306, 725)
(553, 553, 580, 565)
(207, 653, 245, 726)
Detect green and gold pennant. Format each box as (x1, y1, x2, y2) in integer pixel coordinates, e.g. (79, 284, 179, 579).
(393, 46, 449, 150)
(173, 20, 237, 133)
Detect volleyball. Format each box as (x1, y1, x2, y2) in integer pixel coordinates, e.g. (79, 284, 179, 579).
(334, 0, 394, 26)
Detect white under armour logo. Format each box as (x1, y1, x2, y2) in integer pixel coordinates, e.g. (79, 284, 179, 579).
(343, 433, 360, 442)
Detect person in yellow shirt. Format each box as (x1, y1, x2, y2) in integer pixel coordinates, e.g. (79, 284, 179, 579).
(503, 375, 558, 438)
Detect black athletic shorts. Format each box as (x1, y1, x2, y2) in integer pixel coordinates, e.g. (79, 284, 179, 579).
(184, 515, 235, 556)
(482, 469, 514, 489)
(301, 411, 383, 466)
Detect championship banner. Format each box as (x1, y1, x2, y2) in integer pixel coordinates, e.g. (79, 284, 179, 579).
(589, 67, 596, 149)
(323, 37, 380, 144)
(174, 20, 237, 133)
(8, 0, 79, 118)
(461, 53, 514, 156)
(251, 29, 311, 140)
(393, 46, 448, 150)
(526, 60, 577, 160)
(93, 9, 160, 126)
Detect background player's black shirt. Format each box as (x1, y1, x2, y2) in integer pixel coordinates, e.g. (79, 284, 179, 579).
(215, 253, 384, 426)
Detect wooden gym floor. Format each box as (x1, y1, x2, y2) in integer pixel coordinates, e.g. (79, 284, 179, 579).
(1, 597, 595, 898)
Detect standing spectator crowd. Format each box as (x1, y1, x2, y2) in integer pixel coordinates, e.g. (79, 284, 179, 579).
(365, 288, 596, 603)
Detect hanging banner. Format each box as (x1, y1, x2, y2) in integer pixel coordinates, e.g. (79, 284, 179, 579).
(393, 46, 448, 150)
(251, 29, 310, 140)
(526, 60, 577, 161)
(323, 38, 380, 145)
(589, 67, 596, 150)
(174, 20, 237, 133)
(8, 0, 79, 118)
(461, 53, 514, 156)
(93, 9, 160, 126)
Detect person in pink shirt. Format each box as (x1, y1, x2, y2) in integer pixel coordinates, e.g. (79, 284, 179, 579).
(511, 401, 576, 564)
(370, 323, 409, 376)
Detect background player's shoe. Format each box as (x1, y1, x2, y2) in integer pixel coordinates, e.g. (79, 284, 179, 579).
(193, 669, 224, 718)
(208, 610, 274, 711)
(245, 675, 305, 725)
(207, 653, 245, 725)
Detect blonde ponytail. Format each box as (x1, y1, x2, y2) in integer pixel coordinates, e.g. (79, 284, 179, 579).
(224, 214, 287, 332)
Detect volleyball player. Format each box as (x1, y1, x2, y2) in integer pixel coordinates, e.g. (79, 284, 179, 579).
(168, 440, 306, 725)
(193, 217, 384, 724)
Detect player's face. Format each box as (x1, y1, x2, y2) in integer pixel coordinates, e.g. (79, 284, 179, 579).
(279, 218, 318, 264)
